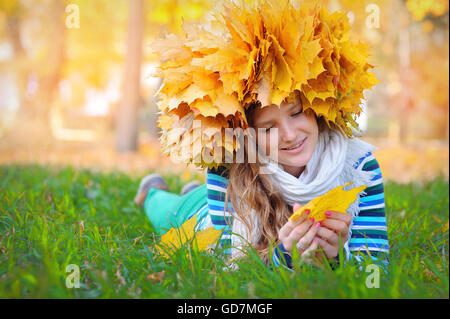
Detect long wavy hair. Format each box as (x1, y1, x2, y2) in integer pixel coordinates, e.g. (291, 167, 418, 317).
(224, 99, 330, 264)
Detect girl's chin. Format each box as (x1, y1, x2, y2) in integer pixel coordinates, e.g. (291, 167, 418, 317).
(278, 152, 311, 168)
(279, 158, 308, 169)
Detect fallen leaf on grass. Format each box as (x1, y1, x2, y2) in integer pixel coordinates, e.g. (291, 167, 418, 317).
(289, 183, 367, 222)
(147, 270, 165, 283)
(194, 227, 223, 251)
(157, 215, 222, 258)
(160, 215, 198, 250)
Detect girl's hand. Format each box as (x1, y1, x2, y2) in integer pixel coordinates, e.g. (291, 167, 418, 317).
(315, 211, 352, 261)
(278, 203, 321, 260)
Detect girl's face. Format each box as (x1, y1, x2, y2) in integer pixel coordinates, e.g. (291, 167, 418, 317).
(250, 98, 319, 178)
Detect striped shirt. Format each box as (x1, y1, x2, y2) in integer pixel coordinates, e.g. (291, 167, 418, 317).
(204, 152, 390, 270)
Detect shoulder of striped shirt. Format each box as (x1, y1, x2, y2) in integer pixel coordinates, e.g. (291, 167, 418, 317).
(349, 151, 390, 258)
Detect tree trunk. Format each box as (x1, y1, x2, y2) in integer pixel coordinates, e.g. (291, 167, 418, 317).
(115, 0, 144, 152)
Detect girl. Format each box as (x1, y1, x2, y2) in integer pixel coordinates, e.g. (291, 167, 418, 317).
(137, 0, 390, 270)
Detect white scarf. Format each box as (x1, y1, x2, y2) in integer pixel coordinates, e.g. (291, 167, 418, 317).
(231, 127, 378, 261)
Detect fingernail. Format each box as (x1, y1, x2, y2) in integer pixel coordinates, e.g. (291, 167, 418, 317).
(315, 222, 320, 228)
(310, 217, 315, 222)
(326, 211, 332, 217)
(314, 238, 319, 243)
(305, 209, 310, 215)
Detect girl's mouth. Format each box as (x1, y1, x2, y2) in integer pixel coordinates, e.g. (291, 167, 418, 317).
(281, 137, 307, 154)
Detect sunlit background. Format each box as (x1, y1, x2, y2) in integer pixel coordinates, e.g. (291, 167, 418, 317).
(0, 0, 448, 183)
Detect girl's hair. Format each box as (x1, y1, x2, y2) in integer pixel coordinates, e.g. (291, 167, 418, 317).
(224, 97, 330, 263)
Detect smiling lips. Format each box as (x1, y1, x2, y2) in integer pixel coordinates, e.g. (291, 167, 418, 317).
(281, 137, 307, 151)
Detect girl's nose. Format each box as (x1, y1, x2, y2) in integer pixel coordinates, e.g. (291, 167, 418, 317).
(280, 122, 297, 143)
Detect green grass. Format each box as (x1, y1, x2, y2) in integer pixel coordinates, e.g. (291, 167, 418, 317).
(0, 164, 448, 298)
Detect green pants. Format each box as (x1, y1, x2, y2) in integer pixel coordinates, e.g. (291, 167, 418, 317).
(143, 184, 208, 235)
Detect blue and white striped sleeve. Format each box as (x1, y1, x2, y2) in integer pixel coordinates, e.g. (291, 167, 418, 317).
(347, 152, 390, 271)
(272, 243, 294, 270)
(206, 167, 234, 256)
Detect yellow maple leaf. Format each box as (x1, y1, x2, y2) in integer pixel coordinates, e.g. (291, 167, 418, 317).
(309, 56, 326, 79)
(289, 183, 368, 222)
(160, 214, 198, 250)
(194, 227, 223, 251)
(157, 115, 174, 130)
(191, 98, 219, 117)
(157, 214, 222, 258)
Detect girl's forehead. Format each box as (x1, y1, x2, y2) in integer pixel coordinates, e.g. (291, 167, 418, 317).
(252, 101, 301, 124)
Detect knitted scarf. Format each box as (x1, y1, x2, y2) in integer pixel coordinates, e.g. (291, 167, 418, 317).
(231, 127, 378, 261)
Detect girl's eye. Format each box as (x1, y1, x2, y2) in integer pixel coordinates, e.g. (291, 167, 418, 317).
(292, 110, 303, 117)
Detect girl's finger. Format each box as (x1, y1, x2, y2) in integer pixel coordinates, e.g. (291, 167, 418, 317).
(316, 226, 339, 246)
(279, 217, 306, 240)
(282, 218, 314, 251)
(280, 207, 310, 239)
(293, 220, 321, 253)
(320, 218, 349, 237)
(301, 238, 319, 258)
(325, 211, 352, 226)
(316, 238, 337, 259)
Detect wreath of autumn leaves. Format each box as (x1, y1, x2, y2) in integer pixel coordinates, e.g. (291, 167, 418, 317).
(151, 0, 379, 169)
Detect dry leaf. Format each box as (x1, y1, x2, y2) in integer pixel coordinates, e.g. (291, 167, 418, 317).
(157, 215, 222, 258)
(160, 215, 198, 250)
(194, 227, 223, 251)
(147, 270, 166, 283)
(289, 183, 368, 222)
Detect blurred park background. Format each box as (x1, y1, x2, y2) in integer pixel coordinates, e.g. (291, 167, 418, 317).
(0, 0, 448, 183)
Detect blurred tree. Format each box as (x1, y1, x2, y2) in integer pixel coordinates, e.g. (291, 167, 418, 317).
(405, 0, 449, 22)
(140, 0, 213, 142)
(34, 0, 66, 125)
(146, 0, 212, 35)
(64, 0, 127, 89)
(115, 0, 144, 152)
(0, 1, 28, 125)
(324, 0, 449, 141)
(0, 0, 66, 140)
(396, 0, 449, 141)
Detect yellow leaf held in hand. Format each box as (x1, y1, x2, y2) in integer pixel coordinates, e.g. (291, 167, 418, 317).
(289, 183, 368, 223)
